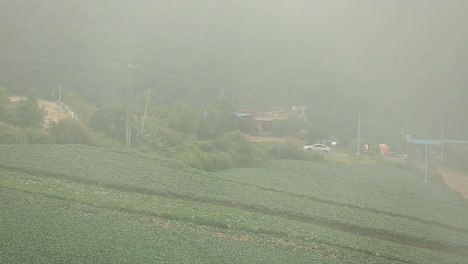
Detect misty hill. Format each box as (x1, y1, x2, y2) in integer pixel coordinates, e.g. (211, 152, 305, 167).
(1, 0, 468, 141)
(1, 144, 468, 263)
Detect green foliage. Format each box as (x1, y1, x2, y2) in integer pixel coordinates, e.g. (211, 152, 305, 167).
(6, 90, 46, 128)
(261, 141, 304, 160)
(134, 102, 240, 168)
(88, 104, 126, 140)
(173, 146, 205, 170)
(213, 131, 270, 168)
(0, 186, 374, 264)
(62, 93, 97, 124)
(174, 131, 269, 171)
(48, 118, 95, 145)
(1, 144, 468, 262)
(93, 132, 123, 148)
(259, 141, 327, 162)
(175, 142, 235, 172)
(0, 122, 52, 144)
(0, 85, 9, 120)
(137, 118, 185, 153)
(196, 101, 238, 140)
(165, 103, 199, 134)
(25, 128, 54, 144)
(217, 159, 468, 239)
(0, 122, 27, 143)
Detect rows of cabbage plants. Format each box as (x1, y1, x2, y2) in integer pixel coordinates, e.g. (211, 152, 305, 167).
(1, 145, 467, 248)
(0, 187, 400, 264)
(217, 159, 468, 229)
(1, 172, 466, 263)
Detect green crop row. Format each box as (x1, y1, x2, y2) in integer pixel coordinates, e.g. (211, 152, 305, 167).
(216, 159, 468, 228)
(1, 145, 467, 248)
(2, 188, 354, 264)
(1, 171, 466, 263)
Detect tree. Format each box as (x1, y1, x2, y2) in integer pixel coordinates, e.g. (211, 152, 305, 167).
(88, 104, 126, 140)
(196, 102, 238, 140)
(0, 86, 9, 121)
(166, 103, 199, 135)
(7, 89, 46, 128)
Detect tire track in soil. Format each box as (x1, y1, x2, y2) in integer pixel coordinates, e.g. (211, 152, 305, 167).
(2, 165, 468, 257)
(208, 176, 468, 234)
(0, 185, 412, 264)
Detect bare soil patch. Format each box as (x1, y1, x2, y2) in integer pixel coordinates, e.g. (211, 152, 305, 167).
(438, 167, 468, 199)
(38, 99, 62, 125)
(9, 96, 69, 127)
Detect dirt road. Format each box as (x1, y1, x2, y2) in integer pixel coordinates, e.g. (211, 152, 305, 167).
(9, 96, 67, 127)
(38, 99, 62, 125)
(437, 167, 468, 199)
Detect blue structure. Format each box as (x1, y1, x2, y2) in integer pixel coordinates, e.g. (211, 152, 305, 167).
(407, 139, 468, 146)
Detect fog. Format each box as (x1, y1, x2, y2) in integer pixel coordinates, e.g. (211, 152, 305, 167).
(1, 0, 467, 139)
(2, 2, 468, 262)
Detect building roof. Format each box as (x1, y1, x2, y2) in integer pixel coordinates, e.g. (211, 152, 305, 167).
(407, 139, 468, 146)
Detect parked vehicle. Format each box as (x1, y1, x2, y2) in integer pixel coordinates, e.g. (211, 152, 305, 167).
(303, 144, 331, 153)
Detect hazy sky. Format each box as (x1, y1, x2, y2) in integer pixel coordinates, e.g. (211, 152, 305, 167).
(2, 0, 467, 85)
(1, 0, 467, 106)
(1, 0, 467, 138)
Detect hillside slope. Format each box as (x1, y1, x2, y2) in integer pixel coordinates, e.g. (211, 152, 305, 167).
(1, 144, 467, 263)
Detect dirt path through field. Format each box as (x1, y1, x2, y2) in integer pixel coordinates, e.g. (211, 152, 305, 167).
(438, 167, 468, 199)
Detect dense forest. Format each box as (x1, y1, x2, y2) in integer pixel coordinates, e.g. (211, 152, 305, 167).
(1, 0, 467, 145)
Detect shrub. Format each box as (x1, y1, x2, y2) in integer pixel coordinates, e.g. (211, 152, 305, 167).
(6, 90, 46, 128)
(93, 132, 123, 148)
(48, 118, 95, 145)
(259, 141, 326, 162)
(25, 128, 54, 144)
(0, 122, 53, 144)
(172, 131, 269, 171)
(173, 147, 205, 171)
(0, 122, 27, 143)
(263, 141, 305, 160)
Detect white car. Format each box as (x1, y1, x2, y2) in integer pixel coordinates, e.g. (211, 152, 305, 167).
(303, 144, 331, 153)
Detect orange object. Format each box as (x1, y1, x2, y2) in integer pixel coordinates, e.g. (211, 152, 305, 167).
(379, 144, 389, 155)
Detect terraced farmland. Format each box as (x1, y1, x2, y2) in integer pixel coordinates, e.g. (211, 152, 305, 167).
(1, 145, 467, 263)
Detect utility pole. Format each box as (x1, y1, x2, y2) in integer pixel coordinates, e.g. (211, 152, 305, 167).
(357, 113, 361, 155)
(58, 83, 62, 121)
(140, 88, 151, 133)
(425, 136, 428, 183)
(441, 121, 444, 162)
(126, 62, 134, 150)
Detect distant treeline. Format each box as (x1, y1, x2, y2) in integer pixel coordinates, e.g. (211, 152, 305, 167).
(1, 0, 467, 144)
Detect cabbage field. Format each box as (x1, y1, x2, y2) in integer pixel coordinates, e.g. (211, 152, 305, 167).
(1, 144, 467, 263)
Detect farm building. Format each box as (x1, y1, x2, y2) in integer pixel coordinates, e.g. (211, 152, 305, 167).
(406, 138, 468, 162)
(235, 106, 305, 134)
